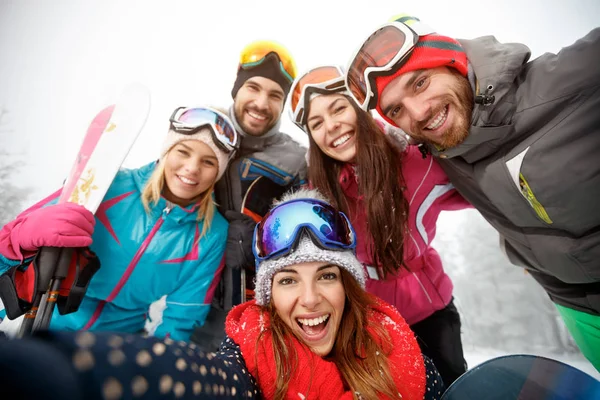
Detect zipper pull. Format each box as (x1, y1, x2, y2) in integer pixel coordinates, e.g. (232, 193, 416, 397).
(475, 84, 495, 106)
(241, 159, 251, 178)
(163, 202, 174, 216)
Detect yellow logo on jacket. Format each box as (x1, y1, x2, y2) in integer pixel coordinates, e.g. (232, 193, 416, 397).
(519, 173, 553, 224)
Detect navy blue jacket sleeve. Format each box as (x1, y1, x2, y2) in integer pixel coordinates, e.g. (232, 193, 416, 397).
(424, 354, 446, 399)
(0, 330, 259, 399)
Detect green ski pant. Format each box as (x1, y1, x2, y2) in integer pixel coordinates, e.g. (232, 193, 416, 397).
(555, 303, 600, 373)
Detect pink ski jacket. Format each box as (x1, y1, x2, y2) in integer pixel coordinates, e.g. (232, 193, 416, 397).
(339, 146, 471, 325)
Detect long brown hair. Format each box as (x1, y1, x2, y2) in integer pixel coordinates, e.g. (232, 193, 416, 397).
(307, 96, 410, 276)
(263, 269, 400, 399)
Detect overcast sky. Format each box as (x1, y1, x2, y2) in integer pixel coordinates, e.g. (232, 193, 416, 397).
(1, 0, 599, 204)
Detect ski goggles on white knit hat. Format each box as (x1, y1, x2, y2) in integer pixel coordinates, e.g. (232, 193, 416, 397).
(253, 198, 357, 263)
(169, 107, 240, 155)
(289, 65, 349, 129)
(252, 197, 365, 306)
(346, 16, 434, 111)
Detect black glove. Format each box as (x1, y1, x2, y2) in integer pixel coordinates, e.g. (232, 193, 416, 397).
(224, 210, 257, 270)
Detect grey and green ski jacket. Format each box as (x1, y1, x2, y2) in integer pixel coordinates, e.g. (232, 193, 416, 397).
(431, 29, 600, 315)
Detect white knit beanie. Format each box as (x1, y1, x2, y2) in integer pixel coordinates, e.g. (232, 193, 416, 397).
(160, 127, 230, 181)
(253, 188, 366, 306)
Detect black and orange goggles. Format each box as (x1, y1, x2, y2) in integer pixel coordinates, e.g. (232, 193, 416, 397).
(288, 65, 348, 129)
(345, 17, 434, 111)
(239, 40, 297, 83)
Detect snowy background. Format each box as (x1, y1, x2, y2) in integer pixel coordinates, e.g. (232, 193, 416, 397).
(1, 0, 599, 379)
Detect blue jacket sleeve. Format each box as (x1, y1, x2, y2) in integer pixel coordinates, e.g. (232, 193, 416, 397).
(153, 226, 227, 342)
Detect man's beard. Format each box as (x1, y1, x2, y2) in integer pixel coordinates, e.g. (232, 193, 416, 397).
(412, 73, 473, 150)
(240, 119, 276, 136)
(237, 107, 276, 137)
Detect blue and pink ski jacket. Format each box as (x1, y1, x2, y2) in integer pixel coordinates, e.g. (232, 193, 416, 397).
(0, 162, 228, 341)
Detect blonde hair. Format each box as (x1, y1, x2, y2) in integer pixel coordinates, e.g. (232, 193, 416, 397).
(141, 155, 216, 240)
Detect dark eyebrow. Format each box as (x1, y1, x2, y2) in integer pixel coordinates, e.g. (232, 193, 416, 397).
(317, 264, 337, 272)
(307, 97, 346, 123)
(277, 268, 297, 274)
(276, 264, 337, 274)
(382, 69, 423, 116)
(246, 78, 284, 98)
(269, 88, 285, 97)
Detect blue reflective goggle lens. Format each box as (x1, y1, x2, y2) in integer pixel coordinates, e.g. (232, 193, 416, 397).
(253, 199, 356, 261)
(170, 107, 239, 153)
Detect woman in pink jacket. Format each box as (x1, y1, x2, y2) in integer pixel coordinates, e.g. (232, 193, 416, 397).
(288, 65, 471, 386)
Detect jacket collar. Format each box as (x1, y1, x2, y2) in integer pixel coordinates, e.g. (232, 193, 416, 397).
(228, 105, 282, 150)
(338, 163, 360, 198)
(225, 298, 425, 399)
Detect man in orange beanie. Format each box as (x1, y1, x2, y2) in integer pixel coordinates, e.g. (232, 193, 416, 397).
(347, 15, 600, 371)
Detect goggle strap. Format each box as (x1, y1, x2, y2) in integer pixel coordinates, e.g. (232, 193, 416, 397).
(170, 109, 238, 154)
(294, 80, 348, 126)
(240, 52, 294, 83)
(170, 122, 232, 153)
(401, 19, 436, 36)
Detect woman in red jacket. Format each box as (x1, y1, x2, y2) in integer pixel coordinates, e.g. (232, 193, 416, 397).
(289, 65, 472, 385)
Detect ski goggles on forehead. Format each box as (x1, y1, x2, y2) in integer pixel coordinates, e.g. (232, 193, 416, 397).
(169, 107, 239, 154)
(239, 41, 297, 83)
(253, 198, 356, 264)
(346, 19, 434, 111)
(289, 65, 347, 129)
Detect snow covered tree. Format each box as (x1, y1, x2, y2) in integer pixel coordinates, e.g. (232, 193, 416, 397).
(433, 209, 578, 354)
(0, 106, 28, 226)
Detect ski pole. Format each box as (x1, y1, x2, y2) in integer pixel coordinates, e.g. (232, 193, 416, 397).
(32, 248, 73, 332)
(17, 247, 62, 337)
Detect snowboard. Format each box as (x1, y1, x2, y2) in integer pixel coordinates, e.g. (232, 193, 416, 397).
(19, 83, 151, 335)
(441, 354, 600, 400)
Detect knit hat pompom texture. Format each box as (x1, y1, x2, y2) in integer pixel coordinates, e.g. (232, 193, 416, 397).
(254, 188, 366, 306)
(160, 127, 230, 181)
(373, 16, 468, 120)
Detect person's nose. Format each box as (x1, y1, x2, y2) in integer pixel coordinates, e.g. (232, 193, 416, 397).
(299, 282, 321, 309)
(183, 157, 201, 173)
(253, 91, 269, 111)
(404, 97, 432, 123)
(325, 117, 341, 135)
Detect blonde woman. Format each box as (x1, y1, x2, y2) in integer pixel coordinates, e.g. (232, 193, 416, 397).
(0, 106, 238, 341)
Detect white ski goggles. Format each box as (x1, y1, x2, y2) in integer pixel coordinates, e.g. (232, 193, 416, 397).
(169, 107, 240, 154)
(346, 19, 434, 111)
(288, 65, 348, 129)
